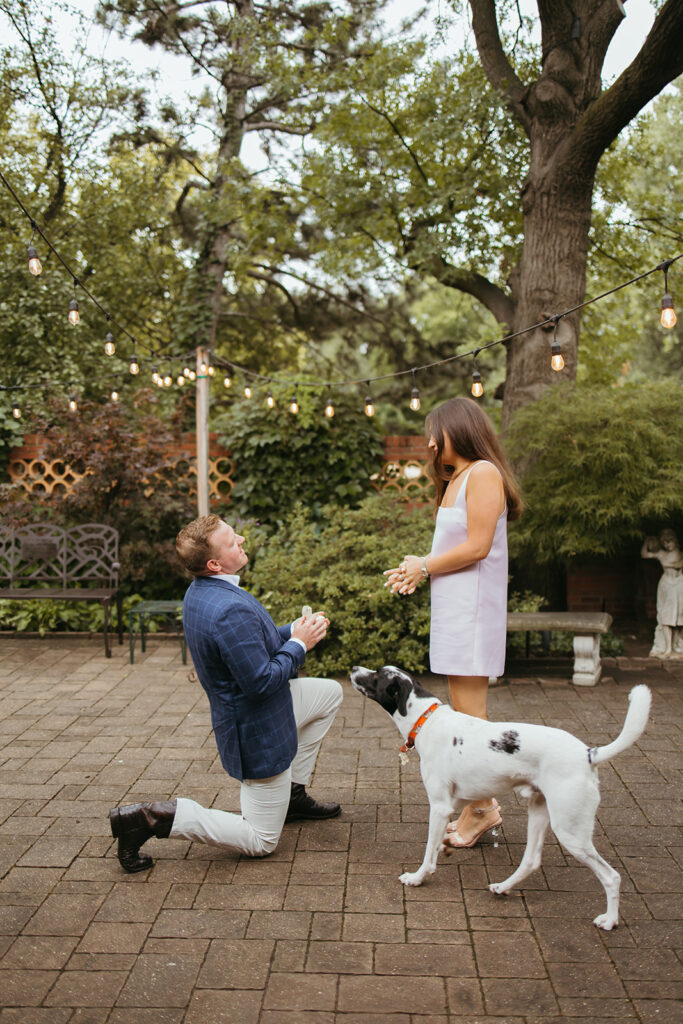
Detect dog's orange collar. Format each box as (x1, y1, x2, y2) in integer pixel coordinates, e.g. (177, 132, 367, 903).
(400, 702, 442, 753)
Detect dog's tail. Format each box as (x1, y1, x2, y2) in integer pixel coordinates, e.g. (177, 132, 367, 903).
(589, 685, 652, 766)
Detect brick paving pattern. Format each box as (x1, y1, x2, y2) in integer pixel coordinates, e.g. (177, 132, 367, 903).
(0, 635, 681, 1023)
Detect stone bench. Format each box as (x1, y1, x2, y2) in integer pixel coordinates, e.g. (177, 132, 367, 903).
(0, 524, 123, 658)
(506, 611, 613, 686)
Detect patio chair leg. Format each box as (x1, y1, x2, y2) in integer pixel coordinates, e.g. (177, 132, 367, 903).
(103, 599, 111, 658)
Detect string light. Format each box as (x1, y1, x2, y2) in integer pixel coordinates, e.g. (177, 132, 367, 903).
(207, 364, 215, 377)
(177, 374, 186, 386)
(551, 318, 565, 372)
(183, 365, 192, 378)
(69, 393, 78, 413)
(12, 401, 21, 419)
(471, 352, 484, 398)
(409, 370, 421, 411)
(266, 388, 275, 408)
(129, 354, 139, 375)
(163, 370, 173, 387)
(223, 374, 231, 388)
(1, 171, 681, 427)
(27, 243, 42, 277)
(199, 358, 208, 375)
(151, 366, 160, 383)
(660, 262, 677, 328)
(325, 387, 335, 418)
(289, 385, 299, 414)
(68, 281, 80, 325)
(110, 388, 119, 403)
(243, 382, 253, 399)
(364, 383, 375, 417)
(104, 331, 115, 356)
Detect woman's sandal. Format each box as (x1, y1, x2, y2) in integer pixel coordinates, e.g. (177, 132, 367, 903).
(441, 800, 502, 855)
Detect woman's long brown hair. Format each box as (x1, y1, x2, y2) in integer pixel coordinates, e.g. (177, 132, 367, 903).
(425, 397, 523, 521)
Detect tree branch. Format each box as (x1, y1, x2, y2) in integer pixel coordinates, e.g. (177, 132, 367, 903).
(432, 256, 515, 326)
(243, 120, 313, 135)
(359, 96, 431, 186)
(469, 0, 532, 136)
(568, 0, 683, 178)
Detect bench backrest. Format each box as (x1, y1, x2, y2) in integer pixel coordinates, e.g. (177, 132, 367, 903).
(0, 524, 119, 589)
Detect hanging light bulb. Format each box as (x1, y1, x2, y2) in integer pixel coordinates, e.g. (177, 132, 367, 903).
(177, 374, 186, 386)
(243, 383, 253, 399)
(27, 244, 42, 276)
(110, 388, 119, 403)
(660, 262, 677, 328)
(12, 401, 21, 419)
(324, 388, 335, 418)
(661, 293, 677, 328)
(151, 366, 160, 383)
(409, 371, 421, 411)
(163, 371, 173, 387)
(289, 387, 299, 414)
(104, 332, 115, 356)
(223, 374, 231, 388)
(188, 369, 196, 381)
(199, 359, 208, 375)
(551, 342, 564, 372)
(183, 366, 192, 378)
(364, 383, 375, 417)
(129, 354, 139, 375)
(266, 388, 275, 408)
(550, 318, 565, 371)
(471, 352, 483, 398)
(69, 394, 78, 413)
(207, 364, 215, 377)
(68, 297, 80, 326)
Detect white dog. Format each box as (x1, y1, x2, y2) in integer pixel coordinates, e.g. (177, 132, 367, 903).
(350, 665, 651, 930)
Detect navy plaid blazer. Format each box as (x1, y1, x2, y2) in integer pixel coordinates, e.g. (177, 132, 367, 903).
(182, 575, 306, 781)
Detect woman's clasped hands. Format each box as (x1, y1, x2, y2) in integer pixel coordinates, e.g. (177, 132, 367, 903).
(383, 555, 424, 596)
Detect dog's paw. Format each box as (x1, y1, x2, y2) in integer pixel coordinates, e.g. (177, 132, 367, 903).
(593, 913, 618, 931)
(399, 870, 425, 886)
(488, 882, 509, 896)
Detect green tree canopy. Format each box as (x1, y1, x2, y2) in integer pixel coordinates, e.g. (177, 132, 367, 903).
(506, 379, 683, 564)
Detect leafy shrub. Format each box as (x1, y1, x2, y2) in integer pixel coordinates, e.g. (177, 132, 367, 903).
(245, 492, 434, 674)
(507, 381, 683, 563)
(0, 394, 194, 599)
(0, 593, 144, 636)
(213, 388, 385, 527)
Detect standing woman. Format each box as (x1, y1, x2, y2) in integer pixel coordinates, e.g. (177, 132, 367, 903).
(385, 396, 522, 849)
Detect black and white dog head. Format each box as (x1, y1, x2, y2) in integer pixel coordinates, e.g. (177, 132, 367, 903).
(350, 665, 436, 723)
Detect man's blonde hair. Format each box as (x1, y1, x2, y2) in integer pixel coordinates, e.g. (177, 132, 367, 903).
(176, 514, 223, 576)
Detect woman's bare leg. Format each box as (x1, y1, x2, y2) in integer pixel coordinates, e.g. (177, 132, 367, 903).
(444, 675, 501, 847)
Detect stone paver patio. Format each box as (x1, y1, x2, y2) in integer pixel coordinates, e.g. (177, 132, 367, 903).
(0, 635, 681, 1023)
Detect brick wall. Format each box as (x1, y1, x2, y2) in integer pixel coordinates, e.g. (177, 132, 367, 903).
(567, 558, 659, 621)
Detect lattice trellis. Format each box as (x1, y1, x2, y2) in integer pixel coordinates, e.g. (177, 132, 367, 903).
(372, 459, 432, 503)
(8, 455, 88, 496)
(7, 440, 429, 505)
(8, 452, 235, 505)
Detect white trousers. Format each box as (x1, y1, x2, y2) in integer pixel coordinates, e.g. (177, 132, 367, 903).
(170, 676, 342, 857)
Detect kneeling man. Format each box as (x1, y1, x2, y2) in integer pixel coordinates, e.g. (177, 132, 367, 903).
(109, 515, 342, 872)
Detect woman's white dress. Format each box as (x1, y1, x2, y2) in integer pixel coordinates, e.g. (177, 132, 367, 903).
(429, 461, 508, 677)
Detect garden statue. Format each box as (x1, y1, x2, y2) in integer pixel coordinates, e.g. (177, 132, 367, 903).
(641, 529, 683, 658)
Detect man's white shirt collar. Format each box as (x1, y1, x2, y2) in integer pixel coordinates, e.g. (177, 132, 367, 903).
(212, 572, 241, 587)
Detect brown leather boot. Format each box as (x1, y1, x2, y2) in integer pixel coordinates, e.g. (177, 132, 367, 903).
(109, 800, 177, 873)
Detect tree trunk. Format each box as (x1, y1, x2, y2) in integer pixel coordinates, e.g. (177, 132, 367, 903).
(467, 0, 683, 429)
(503, 165, 594, 429)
